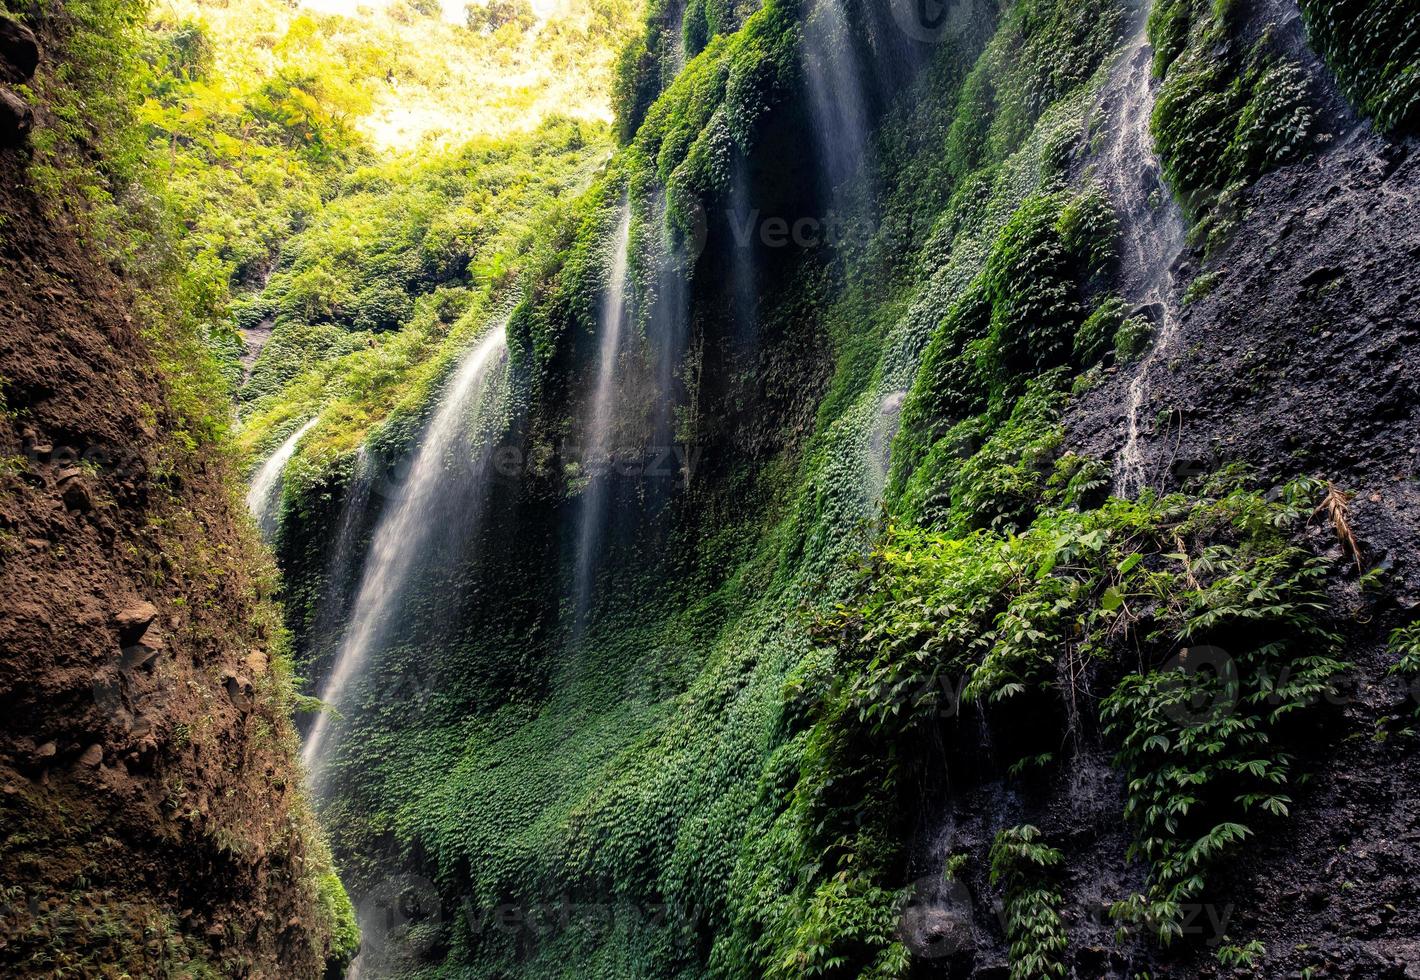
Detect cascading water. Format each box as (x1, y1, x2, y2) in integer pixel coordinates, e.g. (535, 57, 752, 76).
(305, 447, 374, 686)
(245, 416, 319, 540)
(301, 324, 508, 786)
(572, 205, 633, 629)
(1095, 1, 1188, 496)
(801, 0, 872, 196)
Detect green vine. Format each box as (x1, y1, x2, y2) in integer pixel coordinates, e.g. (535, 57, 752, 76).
(989, 825, 1068, 979)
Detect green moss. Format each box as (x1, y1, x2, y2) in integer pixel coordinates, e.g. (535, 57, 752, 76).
(318, 870, 362, 969)
(888, 187, 1118, 508)
(1075, 295, 1126, 363)
(1149, 0, 1318, 243)
(1182, 269, 1224, 305)
(1299, 0, 1420, 133)
(1113, 312, 1154, 363)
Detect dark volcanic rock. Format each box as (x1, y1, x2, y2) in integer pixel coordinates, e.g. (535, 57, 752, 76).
(0, 16, 38, 84)
(1058, 83, 1420, 980)
(0, 86, 31, 147)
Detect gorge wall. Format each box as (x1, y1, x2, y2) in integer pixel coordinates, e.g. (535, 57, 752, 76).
(261, 0, 1420, 976)
(0, 3, 354, 975)
(1, 0, 1417, 976)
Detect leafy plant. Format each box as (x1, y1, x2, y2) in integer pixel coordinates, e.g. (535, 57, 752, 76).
(1298, 0, 1420, 132)
(990, 825, 1068, 980)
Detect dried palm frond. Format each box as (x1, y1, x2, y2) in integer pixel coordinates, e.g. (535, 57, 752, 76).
(1313, 481, 1362, 572)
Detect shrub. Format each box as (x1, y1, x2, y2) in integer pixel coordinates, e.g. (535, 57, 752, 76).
(1299, 0, 1420, 133)
(990, 826, 1068, 979)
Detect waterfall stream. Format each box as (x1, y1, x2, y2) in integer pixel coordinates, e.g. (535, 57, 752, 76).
(245, 416, 319, 539)
(301, 324, 508, 787)
(572, 205, 633, 629)
(801, 0, 871, 196)
(1095, 3, 1188, 496)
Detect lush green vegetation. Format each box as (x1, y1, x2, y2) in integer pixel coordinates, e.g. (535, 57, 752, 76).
(57, 0, 1403, 972)
(137, 0, 639, 432)
(236, 0, 1389, 971)
(1299, 0, 1420, 133)
(237, 117, 607, 468)
(990, 826, 1067, 979)
(1147, 0, 1317, 245)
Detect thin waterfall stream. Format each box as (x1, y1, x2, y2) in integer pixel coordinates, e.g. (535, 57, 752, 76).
(1095, 1, 1188, 496)
(246, 416, 319, 539)
(801, 0, 871, 196)
(572, 204, 632, 630)
(301, 324, 508, 787)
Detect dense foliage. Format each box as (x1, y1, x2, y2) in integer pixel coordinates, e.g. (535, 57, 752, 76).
(1147, 0, 1317, 245)
(1299, 0, 1420, 133)
(194, 0, 1412, 976)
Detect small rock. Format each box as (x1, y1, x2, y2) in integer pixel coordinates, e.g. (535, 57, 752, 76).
(134, 623, 165, 650)
(223, 671, 253, 711)
(0, 85, 31, 147)
(244, 651, 269, 677)
(0, 16, 39, 83)
(77, 744, 103, 767)
(60, 479, 92, 512)
(114, 601, 158, 633)
(120, 647, 158, 672)
(33, 740, 55, 761)
(1131, 301, 1166, 324)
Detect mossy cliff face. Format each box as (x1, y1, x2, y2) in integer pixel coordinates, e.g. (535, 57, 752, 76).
(0, 0, 355, 974)
(258, 0, 1420, 977)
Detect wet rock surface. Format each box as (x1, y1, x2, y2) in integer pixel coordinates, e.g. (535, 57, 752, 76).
(912, 17, 1420, 978)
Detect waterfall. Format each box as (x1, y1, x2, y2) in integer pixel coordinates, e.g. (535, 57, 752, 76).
(572, 205, 633, 629)
(801, 0, 872, 196)
(1095, 3, 1188, 496)
(305, 448, 375, 695)
(729, 155, 758, 344)
(301, 324, 508, 787)
(245, 417, 319, 540)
